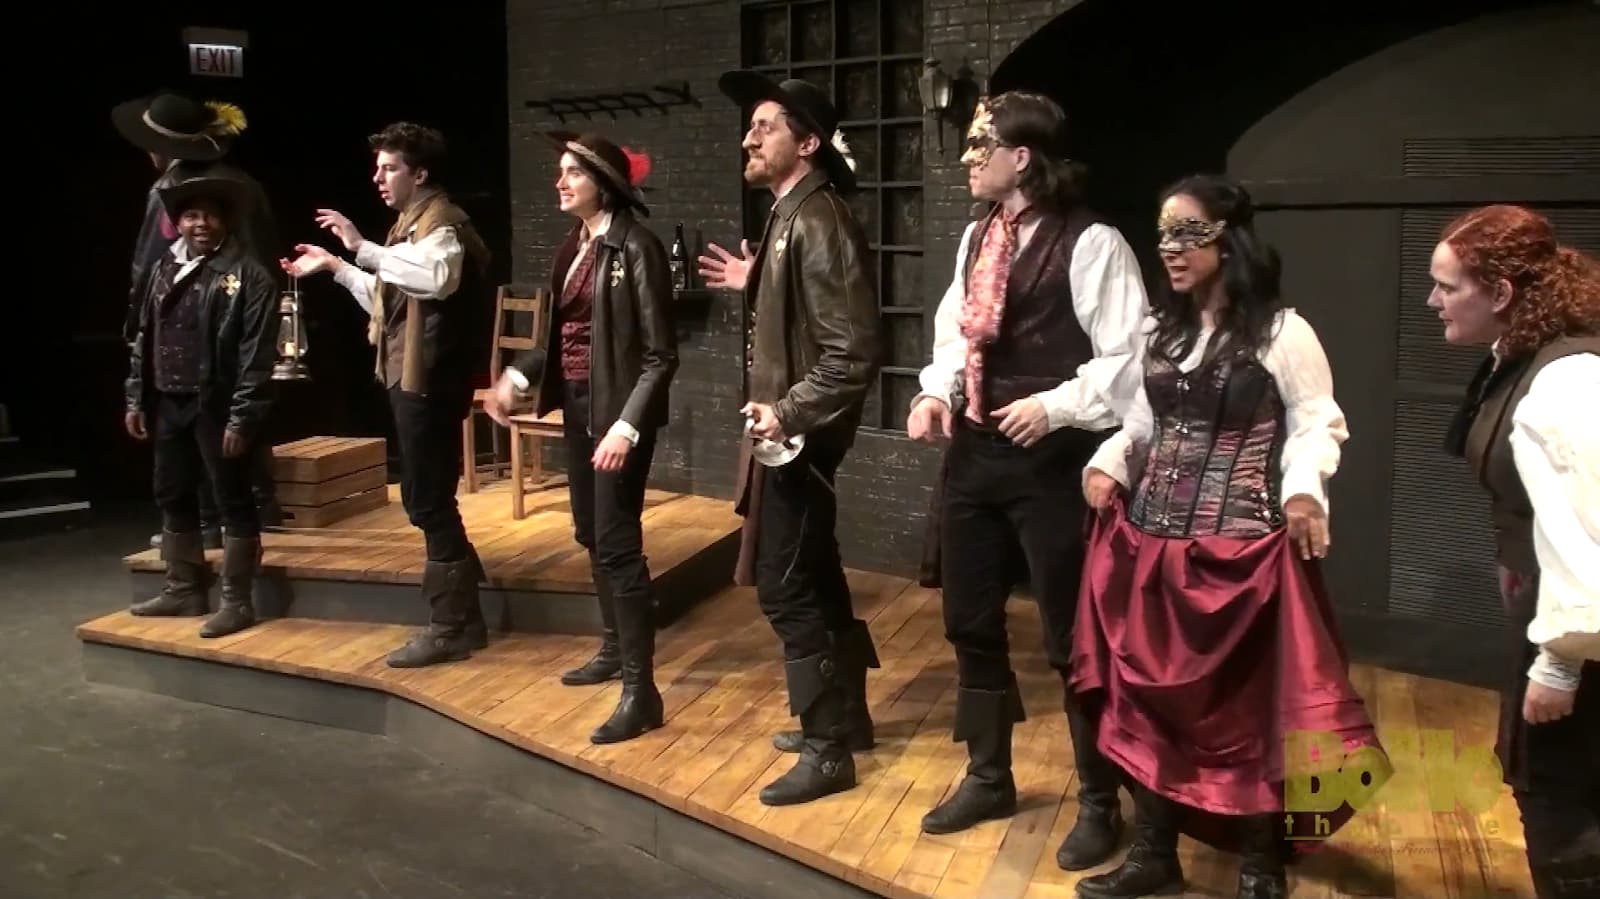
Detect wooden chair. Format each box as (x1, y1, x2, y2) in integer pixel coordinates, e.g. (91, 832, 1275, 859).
(462, 285, 549, 492)
(508, 409, 567, 520)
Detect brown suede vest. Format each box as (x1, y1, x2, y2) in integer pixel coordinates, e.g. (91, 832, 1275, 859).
(961, 206, 1099, 419)
(1464, 333, 1600, 575)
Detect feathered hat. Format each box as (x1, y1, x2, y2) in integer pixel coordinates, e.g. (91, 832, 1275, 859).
(112, 92, 248, 162)
(537, 131, 653, 216)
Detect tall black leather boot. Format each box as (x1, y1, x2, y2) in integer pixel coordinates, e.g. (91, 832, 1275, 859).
(1075, 785, 1185, 899)
(563, 561, 621, 685)
(1235, 814, 1288, 899)
(1057, 698, 1126, 869)
(386, 559, 476, 668)
(462, 543, 489, 650)
(200, 536, 260, 638)
(774, 617, 878, 753)
(759, 650, 856, 806)
(921, 676, 1028, 834)
(132, 530, 209, 616)
(590, 592, 663, 744)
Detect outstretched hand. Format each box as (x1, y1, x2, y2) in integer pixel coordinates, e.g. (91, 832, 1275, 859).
(315, 209, 364, 252)
(698, 240, 755, 291)
(279, 244, 340, 278)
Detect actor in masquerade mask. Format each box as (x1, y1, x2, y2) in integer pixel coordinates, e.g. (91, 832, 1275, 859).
(907, 92, 1148, 868)
(1070, 175, 1385, 899)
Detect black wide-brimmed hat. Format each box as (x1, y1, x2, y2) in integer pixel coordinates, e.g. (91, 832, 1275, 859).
(717, 70, 857, 192)
(536, 131, 652, 216)
(157, 173, 254, 224)
(112, 92, 247, 162)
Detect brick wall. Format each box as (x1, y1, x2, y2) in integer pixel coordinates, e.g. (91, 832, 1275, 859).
(506, 0, 1077, 576)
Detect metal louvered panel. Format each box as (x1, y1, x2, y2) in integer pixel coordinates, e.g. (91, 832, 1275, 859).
(1403, 136, 1600, 177)
(1387, 399, 1501, 627)
(1544, 208, 1600, 256)
(1397, 206, 1600, 385)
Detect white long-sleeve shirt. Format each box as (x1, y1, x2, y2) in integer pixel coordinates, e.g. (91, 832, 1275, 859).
(1509, 351, 1600, 691)
(332, 224, 464, 314)
(1085, 309, 1348, 521)
(915, 219, 1149, 432)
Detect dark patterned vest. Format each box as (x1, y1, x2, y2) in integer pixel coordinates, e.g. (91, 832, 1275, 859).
(152, 255, 205, 394)
(961, 206, 1100, 421)
(558, 241, 598, 383)
(1128, 347, 1287, 538)
(1462, 334, 1600, 575)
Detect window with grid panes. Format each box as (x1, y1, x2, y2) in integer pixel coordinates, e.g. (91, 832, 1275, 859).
(738, 0, 926, 431)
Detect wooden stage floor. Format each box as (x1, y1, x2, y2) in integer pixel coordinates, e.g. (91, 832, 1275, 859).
(77, 566, 1536, 899)
(122, 482, 740, 594)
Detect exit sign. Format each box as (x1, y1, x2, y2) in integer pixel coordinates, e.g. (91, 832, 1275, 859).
(190, 43, 243, 78)
(182, 26, 249, 79)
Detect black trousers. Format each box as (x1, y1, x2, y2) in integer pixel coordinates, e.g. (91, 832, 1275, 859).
(152, 392, 259, 538)
(939, 420, 1101, 690)
(1499, 576, 1600, 895)
(756, 438, 853, 661)
(195, 440, 277, 528)
(562, 380, 657, 604)
(389, 387, 472, 563)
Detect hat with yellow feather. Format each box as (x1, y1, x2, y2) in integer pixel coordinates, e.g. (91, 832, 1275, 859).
(112, 91, 248, 162)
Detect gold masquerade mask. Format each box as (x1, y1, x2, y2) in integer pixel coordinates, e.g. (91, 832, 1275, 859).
(1157, 210, 1226, 253)
(960, 99, 1004, 168)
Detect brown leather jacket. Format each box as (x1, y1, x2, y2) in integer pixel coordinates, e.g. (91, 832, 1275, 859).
(516, 208, 678, 432)
(744, 168, 880, 446)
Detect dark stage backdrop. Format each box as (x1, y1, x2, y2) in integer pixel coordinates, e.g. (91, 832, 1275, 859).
(13, 4, 509, 501)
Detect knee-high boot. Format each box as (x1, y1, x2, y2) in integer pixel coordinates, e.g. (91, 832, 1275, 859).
(773, 617, 878, 753)
(1075, 785, 1185, 899)
(132, 530, 209, 616)
(563, 561, 622, 685)
(200, 536, 260, 638)
(1235, 814, 1288, 899)
(759, 648, 856, 806)
(386, 559, 477, 668)
(1057, 696, 1126, 869)
(921, 675, 1027, 834)
(589, 590, 663, 744)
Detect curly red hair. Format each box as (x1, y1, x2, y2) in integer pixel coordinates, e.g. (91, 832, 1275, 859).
(1440, 205, 1600, 357)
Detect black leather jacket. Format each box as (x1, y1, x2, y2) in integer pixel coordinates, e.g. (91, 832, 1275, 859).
(125, 160, 279, 345)
(516, 208, 678, 433)
(125, 240, 279, 441)
(743, 168, 880, 446)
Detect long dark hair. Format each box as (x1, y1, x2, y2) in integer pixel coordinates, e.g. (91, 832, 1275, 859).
(988, 91, 1086, 214)
(1148, 174, 1283, 365)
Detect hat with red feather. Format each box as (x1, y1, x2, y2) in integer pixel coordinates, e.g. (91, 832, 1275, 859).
(537, 130, 653, 217)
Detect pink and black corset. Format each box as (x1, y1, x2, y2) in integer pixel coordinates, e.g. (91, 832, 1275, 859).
(1128, 351, 1287, 538)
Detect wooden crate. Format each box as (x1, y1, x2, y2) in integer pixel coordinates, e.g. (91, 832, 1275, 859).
(271, 437, 389, 528)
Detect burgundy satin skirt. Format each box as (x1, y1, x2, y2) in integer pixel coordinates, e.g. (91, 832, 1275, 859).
(1069, 500, 1385, 846)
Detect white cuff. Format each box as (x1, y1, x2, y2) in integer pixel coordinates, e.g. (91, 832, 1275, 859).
(355, 240, 384, 271)
(1528, 647, 1583, 692)
(910, 392, 951, 412)
(1084, 432, 1133, 492)
(1280, 468, 1330, 520)
(606, 419, 641, 446)
(505, 367, 529, 393)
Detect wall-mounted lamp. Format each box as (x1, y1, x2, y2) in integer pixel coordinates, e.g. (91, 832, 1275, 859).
(918, 58, 954, 154)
